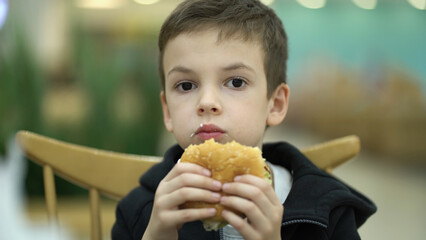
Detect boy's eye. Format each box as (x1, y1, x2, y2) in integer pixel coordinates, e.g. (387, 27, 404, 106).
(176, 81, 197, 91)
(225, 77, 247, 89)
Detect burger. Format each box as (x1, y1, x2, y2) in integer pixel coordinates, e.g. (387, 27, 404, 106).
(179, 139, 272, 231)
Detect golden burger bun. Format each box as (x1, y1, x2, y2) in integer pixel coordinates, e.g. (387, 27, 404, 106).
(179, 139, 271, 231)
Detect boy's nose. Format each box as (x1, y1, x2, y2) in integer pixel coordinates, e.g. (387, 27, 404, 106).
(197, 90, 222, 115)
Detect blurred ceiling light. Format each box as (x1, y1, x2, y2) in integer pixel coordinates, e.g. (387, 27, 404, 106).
(260, 0, 275, 5)
(408, 0, 426, 10)
(352, 0, 377, 9)
(76, 0, 124, 9)
(0, 0, 8, 29)
(296, 0, 326, 9)
(133, 0, 160, 5)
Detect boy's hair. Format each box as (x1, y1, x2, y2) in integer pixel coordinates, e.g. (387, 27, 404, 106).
(158, 0, 288, 97)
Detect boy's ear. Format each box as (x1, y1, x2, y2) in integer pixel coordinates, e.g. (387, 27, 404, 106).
(160, 91, 174, 133)
(266, 83, 290, 127)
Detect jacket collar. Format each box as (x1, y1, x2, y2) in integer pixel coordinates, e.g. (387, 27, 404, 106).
(139, 144, 183, 192)
(263, 142, 377, 228)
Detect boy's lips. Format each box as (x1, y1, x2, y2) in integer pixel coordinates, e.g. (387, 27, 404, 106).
(193, 124, 225, 140)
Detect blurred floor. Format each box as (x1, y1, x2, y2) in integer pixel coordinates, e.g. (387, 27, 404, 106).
(25, 125, 426, 239)
(334, 150, 426, 240)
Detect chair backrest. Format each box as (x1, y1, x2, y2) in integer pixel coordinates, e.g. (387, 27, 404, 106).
(16, 130, 360, 240)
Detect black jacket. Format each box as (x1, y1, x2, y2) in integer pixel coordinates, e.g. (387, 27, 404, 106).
(112, 142, 377, 240)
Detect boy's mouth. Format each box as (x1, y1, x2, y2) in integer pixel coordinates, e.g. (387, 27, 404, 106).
(191, 123, 225, 141)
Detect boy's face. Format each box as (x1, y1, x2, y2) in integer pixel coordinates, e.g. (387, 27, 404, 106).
(161, 29, 289, 149)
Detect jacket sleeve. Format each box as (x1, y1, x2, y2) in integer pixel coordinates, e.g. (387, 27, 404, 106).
(111, 203, 133, 240)
(328, 207, 361, 240)
(111, 186, 154, 240)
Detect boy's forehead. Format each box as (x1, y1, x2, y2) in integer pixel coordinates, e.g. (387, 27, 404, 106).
(163, 29, 265, 67)
(168, 27, 263, 49)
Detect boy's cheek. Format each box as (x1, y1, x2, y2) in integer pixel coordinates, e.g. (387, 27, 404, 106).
(160, 92, 174, 132)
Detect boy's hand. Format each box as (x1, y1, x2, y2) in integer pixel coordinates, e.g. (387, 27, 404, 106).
(220, 175, 283, 240)
(143, 162, 222, 240)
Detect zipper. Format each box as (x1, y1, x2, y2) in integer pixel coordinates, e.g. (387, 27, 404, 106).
(282, 219, 327, 228)
(219, 228, 224, 240)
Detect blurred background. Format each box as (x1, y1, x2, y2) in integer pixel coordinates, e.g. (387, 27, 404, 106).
(0, 0, 425, 239)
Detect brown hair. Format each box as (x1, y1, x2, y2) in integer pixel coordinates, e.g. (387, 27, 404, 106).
(158, 0, 288, 97)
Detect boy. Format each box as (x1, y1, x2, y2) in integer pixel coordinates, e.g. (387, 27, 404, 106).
(112, 0, 376, 239)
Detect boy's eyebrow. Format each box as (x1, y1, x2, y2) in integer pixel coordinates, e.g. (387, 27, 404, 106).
(167, 63, 255, 77)
(222, 63, 255, 73)
(167, 66, 193, 77)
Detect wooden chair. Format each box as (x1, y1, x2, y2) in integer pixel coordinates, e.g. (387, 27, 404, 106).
(16, 130, 360, 240)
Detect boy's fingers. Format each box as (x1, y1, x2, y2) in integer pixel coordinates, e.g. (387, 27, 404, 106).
(221, 195, 283, 239)
(222, 175, 283, 225)
(160, 208, 217, 227)
(164, 162, 211, 181)
(221, 209, 260, 240)
(175, 173, 222, 191)
(181, 207, 217, 223)
(159, 172, 222, 196)
(233, 174, 281, 206)
(222, 181, 271, 215)
(156, 187, 221, 209)
(220, 195, 268, 230)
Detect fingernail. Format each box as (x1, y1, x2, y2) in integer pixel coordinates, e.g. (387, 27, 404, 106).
(220, 196, 228, 203)
(223, 183, 230, 190)
(213, 180, 222, 188)
(212, 192, 221, 199)
(203, 169, 211, 176)
(234, 176, 241, 181)
(208, 208, 216, 214)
